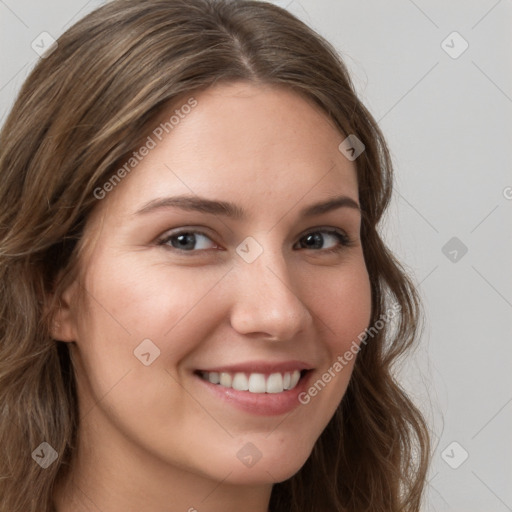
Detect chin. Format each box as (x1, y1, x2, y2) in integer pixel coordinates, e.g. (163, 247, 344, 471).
(210, 445, 312, 485)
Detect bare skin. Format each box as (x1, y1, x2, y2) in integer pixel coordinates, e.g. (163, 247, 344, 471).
(52, 82, 372, 512)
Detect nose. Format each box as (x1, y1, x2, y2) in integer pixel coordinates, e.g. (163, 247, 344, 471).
(228, 246, 312, 341)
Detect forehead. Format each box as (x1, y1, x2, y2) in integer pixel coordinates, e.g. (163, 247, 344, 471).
(98, 81, 358, 217)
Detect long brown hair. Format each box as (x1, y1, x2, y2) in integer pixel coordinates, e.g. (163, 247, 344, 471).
(0, 1, 430, 510)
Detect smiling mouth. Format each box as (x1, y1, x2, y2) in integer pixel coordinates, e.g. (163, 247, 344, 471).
(195, 369, 310, 394)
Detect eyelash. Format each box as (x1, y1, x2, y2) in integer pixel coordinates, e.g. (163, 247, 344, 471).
(157, 228, 355, 255)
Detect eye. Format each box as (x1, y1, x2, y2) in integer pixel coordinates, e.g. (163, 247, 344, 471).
(295, 229, 353, 253)
(158, 230, 218, 252)
(157, 227, 354, 254)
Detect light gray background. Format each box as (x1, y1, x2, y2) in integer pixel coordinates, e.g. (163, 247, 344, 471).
(1, 1, 511, 510)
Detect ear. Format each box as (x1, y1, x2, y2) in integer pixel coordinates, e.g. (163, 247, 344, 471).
(49, 277, 79, 343)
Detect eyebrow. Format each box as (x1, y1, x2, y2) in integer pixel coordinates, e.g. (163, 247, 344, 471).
(134, 194, 360, 219)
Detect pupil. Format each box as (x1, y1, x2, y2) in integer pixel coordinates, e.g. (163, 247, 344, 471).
(175, 233, 195, 250)
(304, 233, 322, 249)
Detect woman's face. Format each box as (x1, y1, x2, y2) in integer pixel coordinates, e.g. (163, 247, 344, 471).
(59, 82, 371, 486)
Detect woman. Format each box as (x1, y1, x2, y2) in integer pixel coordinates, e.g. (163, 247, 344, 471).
(0, 1, 430, 511)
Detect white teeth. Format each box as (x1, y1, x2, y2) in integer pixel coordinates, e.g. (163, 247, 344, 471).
(219, 372, 232, 387)
(201, 369, 303, 393)
(289, 370, 300, 389)
(232, 372, 249, 391)
(248, 373, 267, 393)
(266, 373, 283, 393)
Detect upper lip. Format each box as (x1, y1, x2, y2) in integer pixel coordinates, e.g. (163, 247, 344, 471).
(195, 360, 313, 375)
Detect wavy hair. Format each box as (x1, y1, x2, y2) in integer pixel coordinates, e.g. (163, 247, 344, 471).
(0, 1, 430, 510)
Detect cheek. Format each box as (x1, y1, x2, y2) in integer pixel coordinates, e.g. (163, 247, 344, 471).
(307, 260, 372, 353)
(298, 259, 371, 412)
(71, 258, 231, 413)
(82, 257, 229, 351)
(71, 258, 230, 435)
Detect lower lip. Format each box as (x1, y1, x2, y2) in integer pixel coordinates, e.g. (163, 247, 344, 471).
(194, 371, 313, 416)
